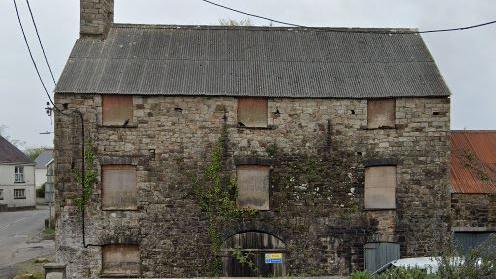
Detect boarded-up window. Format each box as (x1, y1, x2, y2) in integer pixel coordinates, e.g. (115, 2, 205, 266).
(237, 98, 268, 128)
(364, 166, 396, 209)
(237, 165, 270, 210)
(102, 95, 133, 126)
(102, 165, 137, 210)
(367, 99, 395, 129)
(102, 244, 140, 276)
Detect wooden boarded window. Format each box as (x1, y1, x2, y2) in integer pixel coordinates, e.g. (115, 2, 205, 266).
(237, 98, 268, 128)
(364, 166, 396, 209)
(102, 95, 133, 126)
(222, 232, 286, 277)
(102, 244, 140, 276)
(367, 99, 395, 129)
(237, 165, 270, 210)
(102, 165, 137, 210)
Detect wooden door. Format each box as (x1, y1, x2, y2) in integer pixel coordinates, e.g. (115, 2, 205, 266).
(222, 231, 286, 277)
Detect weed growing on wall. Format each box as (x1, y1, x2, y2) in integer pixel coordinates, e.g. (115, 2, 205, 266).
(192, 127, 256, 275)
(74, 140, 97, 212)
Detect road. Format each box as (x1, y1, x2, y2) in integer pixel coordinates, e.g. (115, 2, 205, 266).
(0, 207, 54, 274)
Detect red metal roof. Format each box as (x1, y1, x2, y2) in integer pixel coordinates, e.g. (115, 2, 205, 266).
(450, 131, 496, 194)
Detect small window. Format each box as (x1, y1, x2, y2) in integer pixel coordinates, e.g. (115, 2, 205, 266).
(237, 98, 268, 128)
(237, 165, 270, 210)
(102, 165, 137, 210)
(364, 166, 396, 209)
(102, 244, 140, 276)
(0, 189, 4, 200)
(14, 166, 24, 183)
(102, 95, 133, 126)
(367, 99, 395, 129)
(14, 189, 26, 199)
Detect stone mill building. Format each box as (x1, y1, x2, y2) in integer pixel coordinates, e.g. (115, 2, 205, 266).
(52, 0, 451, 277)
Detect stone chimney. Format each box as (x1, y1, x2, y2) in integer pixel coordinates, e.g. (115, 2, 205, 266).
(80, 0, 114, 39)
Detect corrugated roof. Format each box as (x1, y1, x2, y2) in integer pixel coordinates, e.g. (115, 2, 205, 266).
(450, 131, 496, 194)
(55, 24, 451, 98)
(0, 136, 33, 165)
(34, 149, 53, 169)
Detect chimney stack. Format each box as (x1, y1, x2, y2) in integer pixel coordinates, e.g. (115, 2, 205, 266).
(80, 0, 114, 39)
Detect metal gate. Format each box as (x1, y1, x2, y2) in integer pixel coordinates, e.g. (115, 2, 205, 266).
(454, 232, 496, 254)
(364, 242, 400, 273)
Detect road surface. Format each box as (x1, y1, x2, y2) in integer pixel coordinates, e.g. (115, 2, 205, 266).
(0, 207, 54, 275)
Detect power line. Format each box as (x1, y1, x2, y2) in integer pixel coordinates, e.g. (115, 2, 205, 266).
(12, 0, 69, 117)
(12, 0, 53, 105)
(25, 0, 56, 85)
(199, 0, 496, 34)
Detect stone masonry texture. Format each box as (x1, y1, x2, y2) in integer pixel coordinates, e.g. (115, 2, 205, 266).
(53, 95, 450, 278)
(80, 0, 113, 38)
(451, 193, 496, 229)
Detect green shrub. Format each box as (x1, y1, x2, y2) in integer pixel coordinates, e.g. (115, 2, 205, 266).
(436, 235, 496, 279)
(376, 267, 439, 279)
(350, 271, 374, 279)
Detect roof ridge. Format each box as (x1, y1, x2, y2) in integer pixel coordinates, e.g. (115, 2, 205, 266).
(111, 23, 419, 33)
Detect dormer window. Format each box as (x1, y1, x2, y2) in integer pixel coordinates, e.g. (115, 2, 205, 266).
(102, 95, 133, 126)
(237, 98, 268, 128)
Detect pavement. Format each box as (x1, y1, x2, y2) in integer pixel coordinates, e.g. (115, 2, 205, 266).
(0, 206, 54, 278)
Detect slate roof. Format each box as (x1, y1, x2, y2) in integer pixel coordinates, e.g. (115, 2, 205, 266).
(451, 131, 496, 194)
(34, 149, 54, 169)
(0, 136, 33, 165)
(55, 24, 451, 98)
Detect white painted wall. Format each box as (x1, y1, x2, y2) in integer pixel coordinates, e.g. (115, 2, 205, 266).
(0, 164, 36, 208)
(35, 167, 48, 189)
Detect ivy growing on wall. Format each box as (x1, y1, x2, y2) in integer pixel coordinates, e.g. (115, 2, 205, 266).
(74, 140, 97, 212)
(192, 126, 256, 275)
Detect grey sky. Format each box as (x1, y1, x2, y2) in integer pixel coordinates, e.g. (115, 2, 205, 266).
(1, 0, 495, 148)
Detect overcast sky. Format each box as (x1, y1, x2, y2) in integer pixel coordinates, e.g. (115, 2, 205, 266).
(1, 0, 495, 148)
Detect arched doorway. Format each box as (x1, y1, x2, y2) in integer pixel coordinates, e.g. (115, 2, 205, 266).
(222, 231, 287, 277)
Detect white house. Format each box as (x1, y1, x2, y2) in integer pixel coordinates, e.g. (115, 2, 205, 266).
(34, 149, 53, 189)
(0, 135, 36, 209)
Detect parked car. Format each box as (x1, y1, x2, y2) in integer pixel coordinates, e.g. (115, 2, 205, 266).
(373, 257, 466, 275)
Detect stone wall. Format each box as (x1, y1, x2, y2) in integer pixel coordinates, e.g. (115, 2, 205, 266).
(53, 94, 450, 278)
(451, 193, 496, 229)
(80, 0, 113, 38)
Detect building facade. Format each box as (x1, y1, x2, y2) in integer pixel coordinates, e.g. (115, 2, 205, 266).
(34, 148, 54, 189)
(450, 131, 496, 253)
(52, 1, 451, 277)
(0, 136, 36, 210)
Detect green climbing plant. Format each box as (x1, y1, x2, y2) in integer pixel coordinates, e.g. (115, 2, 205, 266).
(192, 127, 257, 275)
(74, 140, 97, 212)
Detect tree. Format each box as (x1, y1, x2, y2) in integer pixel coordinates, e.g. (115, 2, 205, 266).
(218, 18, 252, 26)
(25, 147, 46, 161)
(0, 125, 26, 149)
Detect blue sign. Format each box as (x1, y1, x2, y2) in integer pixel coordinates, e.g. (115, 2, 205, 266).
(265, 253, 283, 264)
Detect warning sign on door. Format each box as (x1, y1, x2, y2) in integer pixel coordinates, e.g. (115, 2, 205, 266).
(265, 253, 283, 264)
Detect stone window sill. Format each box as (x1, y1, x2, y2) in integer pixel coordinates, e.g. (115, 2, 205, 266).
(100, 273, 140, 278)
(14, 181, 25, 184)
(102, 207, 139, 212)
(363, 126, 397, 130)
(14, 197, 26, 200)
(363, 208, 396, 211)
(98, 124, 138, 128)
(236, 124, 276, 130)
